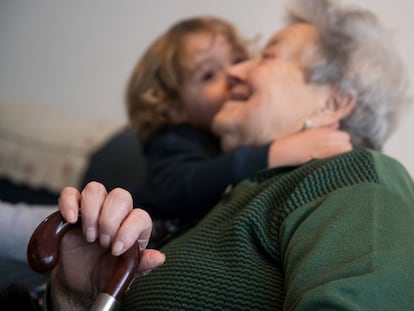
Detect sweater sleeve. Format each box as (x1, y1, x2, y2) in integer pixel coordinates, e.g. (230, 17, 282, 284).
(280, 182, 414, 310)
(142, 130, 269, 219)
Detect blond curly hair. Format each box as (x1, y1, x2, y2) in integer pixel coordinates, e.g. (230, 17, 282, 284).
(126, 16, 249, 141)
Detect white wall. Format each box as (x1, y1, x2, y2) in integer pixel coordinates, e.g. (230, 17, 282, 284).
(1, 0, 413, 176)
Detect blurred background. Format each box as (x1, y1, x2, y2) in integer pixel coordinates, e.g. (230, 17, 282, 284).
(1, 0, 413, 176)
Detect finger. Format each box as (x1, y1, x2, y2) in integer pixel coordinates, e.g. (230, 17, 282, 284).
(137, 249, 166, 276)
(98, 188, 134, 249)
(310, 128, 350, 142)
(329, 134, 352, 148)
(80, 182, 108, 243)
(331, 130, 351, 141)
(58, 187, 81, 223)
(313, 141, 353, 159)
(111, 208, 153, 256)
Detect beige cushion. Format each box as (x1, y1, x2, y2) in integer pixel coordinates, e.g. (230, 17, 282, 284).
(0, 102, 124, 194)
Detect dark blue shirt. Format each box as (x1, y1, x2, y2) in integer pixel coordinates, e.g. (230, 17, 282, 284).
(136, 124, 269, 221)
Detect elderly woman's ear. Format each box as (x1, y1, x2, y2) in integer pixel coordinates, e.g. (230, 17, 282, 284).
(326, 89, 356, 118)
(309, 88, 356, 129)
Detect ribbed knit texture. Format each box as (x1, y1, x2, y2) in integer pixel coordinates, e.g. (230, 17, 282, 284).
(121, 149, 387, 310)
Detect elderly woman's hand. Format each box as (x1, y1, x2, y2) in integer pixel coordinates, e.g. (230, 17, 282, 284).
(50, 182, 165, 310)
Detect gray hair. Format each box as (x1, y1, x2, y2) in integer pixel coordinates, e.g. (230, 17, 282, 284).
(287, 0, 409, 150)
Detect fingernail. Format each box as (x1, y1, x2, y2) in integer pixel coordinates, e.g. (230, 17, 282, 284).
(100, 234, 111, 247)
(140, 269, 152, 277)
(86, 227, 96, 242)
(137, 239, 148, 250)
(112, 241, 124, 256)
(67, 210, 76, 223)
(158, 252, 166, 265)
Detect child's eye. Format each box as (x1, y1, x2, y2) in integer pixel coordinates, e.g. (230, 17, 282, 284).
(201, 71, 215, 82)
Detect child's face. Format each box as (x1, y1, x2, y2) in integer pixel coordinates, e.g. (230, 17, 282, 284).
(178, 32, 245, 130)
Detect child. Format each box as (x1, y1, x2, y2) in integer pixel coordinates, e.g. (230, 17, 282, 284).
(126, 16, 351, 245)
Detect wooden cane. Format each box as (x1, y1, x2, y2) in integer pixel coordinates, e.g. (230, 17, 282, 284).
(27, 210, 140, 310)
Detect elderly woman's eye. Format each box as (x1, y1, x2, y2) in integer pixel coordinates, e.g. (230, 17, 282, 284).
(262, 52, 274, 59)
(232, 56, 246, 65)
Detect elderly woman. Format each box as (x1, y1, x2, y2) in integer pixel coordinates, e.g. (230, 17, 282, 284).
(40, 0, 414, 310)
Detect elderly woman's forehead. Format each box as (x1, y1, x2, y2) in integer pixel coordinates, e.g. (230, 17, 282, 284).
(265, 23, 319, 48)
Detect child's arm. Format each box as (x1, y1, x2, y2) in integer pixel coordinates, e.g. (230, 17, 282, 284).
(140, 127, 269, 219)
(268, 128, 352, 168)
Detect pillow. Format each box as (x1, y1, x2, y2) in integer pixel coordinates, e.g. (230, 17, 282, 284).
(0, 102, 124, 194)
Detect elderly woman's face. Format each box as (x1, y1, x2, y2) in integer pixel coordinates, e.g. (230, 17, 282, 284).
(212, 23, 333, 152)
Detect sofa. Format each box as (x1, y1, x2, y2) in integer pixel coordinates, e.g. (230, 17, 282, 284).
(0, 102, 146, 289)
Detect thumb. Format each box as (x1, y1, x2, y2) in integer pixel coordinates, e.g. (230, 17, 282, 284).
(137, 249, 166, 276)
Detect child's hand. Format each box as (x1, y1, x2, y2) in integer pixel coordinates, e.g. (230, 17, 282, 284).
(268, 128, 352, 168)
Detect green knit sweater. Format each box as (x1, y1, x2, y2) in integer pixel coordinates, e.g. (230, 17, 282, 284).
(120, 148, 414, 310)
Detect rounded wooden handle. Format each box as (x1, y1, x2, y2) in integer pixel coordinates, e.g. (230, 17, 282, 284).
(27, 210, 140, 300)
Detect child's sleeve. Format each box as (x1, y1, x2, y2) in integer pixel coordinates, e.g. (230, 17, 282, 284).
(142, 129, 270, 218)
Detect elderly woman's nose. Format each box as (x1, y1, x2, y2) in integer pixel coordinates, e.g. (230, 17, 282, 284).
(226, 60, 253, 87)
(227, 74, 243, 87)
(227, 59, 254, 81)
